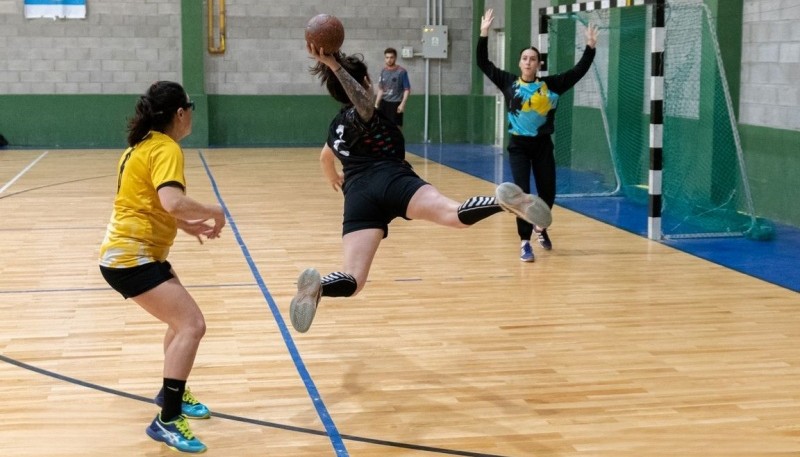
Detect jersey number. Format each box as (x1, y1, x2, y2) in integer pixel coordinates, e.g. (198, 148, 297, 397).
(333, 124, 350, 156)
(116, 147, 133, 193)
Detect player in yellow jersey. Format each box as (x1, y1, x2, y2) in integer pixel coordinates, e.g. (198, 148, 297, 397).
(99, 81, 225, 454)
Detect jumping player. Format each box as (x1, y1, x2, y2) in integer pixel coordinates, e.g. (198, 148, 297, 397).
(289, 43, 553, 333)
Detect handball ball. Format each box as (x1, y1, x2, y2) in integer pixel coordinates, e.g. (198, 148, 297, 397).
(305, 14, 345, 54)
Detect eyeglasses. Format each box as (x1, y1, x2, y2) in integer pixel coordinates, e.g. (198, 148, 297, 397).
(183, 101, 195, 111)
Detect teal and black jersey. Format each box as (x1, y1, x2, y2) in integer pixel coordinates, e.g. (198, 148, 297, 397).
(477, 36, 595, 137)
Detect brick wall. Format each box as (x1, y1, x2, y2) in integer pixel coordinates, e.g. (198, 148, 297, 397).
(0, 0, 181, 94)
(204, 0, 474, 96)
(1, 0, 797, 133)
(740, 0, 800, 130)
(0, 0, 474, 96)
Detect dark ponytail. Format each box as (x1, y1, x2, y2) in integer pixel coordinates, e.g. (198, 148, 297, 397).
(309, 52, 370, 105)
(127, 81, 188, 146)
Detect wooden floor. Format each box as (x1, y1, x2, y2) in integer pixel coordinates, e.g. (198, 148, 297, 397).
(1, 147, 799, 457)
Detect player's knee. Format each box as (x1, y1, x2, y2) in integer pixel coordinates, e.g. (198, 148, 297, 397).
(321, 272, 358, 297)
(179, 315, 206, 342)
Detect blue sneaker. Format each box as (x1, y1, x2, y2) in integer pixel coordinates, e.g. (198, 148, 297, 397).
(146, 413, 207, 453)
(155, 387, 211, 419)
(520, 241, 535, 262)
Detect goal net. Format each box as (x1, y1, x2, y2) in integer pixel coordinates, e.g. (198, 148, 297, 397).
(544, 0, 773, 239)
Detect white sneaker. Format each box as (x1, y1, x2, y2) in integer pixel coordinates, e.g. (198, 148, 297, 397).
(496, 182, 552, 228)
(289, 268, 322, 333)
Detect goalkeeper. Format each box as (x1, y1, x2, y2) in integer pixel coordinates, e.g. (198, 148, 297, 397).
(477, 8, 598, 262)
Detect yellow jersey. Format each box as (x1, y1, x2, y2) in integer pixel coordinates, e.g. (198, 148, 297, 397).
(99, 131, 187, 268)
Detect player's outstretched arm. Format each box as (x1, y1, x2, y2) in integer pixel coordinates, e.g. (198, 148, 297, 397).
(480, 8, 495, 37)
(307, 42, 375, 121)
(585, 23, 598, 49)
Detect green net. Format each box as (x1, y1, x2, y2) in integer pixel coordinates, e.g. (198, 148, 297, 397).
(546, 1, 774, 240)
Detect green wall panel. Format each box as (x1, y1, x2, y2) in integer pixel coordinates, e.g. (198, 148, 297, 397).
(471, 0, 486, 97)
(206, 95, 339, 146)
(0, 95, 134, 148)
(2, 95, 794, 229)
(505, 0, 533, 76)
(412, 95, 493, 145)
(206, 95, 486, 146)
(706, 0, 743, 117)
(740, 124, 800, 226)
(0, 94, 485, 148)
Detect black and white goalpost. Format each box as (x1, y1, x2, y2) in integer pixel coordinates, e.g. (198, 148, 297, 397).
(538, 0, 666, 240)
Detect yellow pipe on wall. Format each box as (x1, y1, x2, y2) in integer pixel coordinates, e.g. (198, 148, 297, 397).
(208, 0, 226, 54)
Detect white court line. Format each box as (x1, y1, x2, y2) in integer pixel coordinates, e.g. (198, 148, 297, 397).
(0, 151, 49, 194)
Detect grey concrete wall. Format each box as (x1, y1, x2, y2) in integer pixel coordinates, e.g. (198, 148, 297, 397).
(0, 0, 475, 96)
(1, 0, 798, 134)
(203, 0, 474, 96)
(740, 0, 800, 130)
(0, 0, 181, 94)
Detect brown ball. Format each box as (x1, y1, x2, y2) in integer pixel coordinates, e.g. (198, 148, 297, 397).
(305, 14, 344, 54)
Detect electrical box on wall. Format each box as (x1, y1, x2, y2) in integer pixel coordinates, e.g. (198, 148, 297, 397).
(421, 25, 448, 59)
(401, 46, 414, 59)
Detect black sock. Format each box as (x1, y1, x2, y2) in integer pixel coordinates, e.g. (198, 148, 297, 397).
(321, 272, 357, 297)
(457, 196, 503, 225)
(161, 378, 186, 422)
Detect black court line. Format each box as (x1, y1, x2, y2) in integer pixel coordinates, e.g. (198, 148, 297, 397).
(0, 353, 512, 457)
(0, 283, 256, 295)
(0, 149, 517, 455)
(0, 174, 115, 200)
(0, 226, 101, 232)
(0, 276, 513, 295)
(0, 162, 206, 201)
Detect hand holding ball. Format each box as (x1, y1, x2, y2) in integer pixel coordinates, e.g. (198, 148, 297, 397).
(305, 14, 345, 54)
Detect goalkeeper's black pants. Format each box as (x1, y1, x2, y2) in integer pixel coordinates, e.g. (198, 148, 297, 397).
(507, 134, 556, 241)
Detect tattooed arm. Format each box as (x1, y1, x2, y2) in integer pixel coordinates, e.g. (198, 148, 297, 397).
(333, 66, 375, 121)
(307, 42, 375, 122)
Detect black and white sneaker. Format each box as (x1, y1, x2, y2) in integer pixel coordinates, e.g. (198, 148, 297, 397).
(495, 182, 552, 229)
(537, 228, 552, 250)
(290, 268, 322, 333)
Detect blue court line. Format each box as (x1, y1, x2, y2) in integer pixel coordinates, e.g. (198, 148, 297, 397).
(407, 143, 800, 292)
(0, 148, 517, 456)
(196, 151, 349, 457)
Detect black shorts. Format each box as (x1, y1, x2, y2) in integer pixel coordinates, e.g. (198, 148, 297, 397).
(377, 101, 404, 127)
(100, 261, 174, 299)
(342, 164, 427, 237)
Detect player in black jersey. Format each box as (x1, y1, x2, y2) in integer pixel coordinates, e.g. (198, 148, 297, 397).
(289, 43, 553, 333)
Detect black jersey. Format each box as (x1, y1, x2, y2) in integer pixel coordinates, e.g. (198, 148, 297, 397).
(326, 106, 408, 183)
